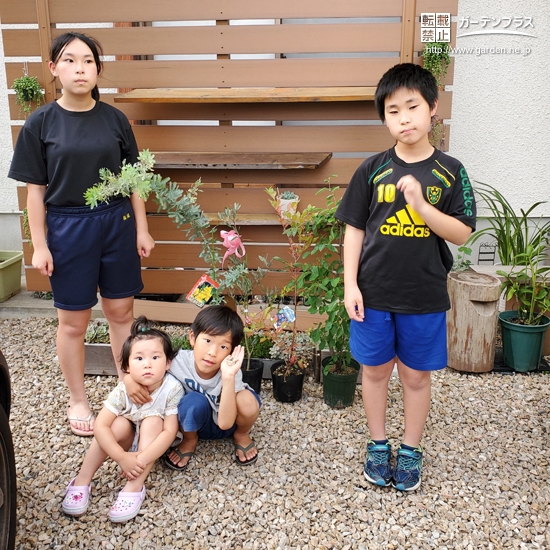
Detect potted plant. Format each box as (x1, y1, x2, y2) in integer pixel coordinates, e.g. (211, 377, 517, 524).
(497, 243, 550, 372)
(293, 186, 360, 408)
(274, 190, 300, 218)
(459, 182, 550, 372)
(267, 328, 314, 403)
(12, 72, 45, 118)
(265, 187, 318, 402)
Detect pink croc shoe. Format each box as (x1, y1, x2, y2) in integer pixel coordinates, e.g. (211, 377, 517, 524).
(108, 486, 146, 523)
(62, 478, 92, 516)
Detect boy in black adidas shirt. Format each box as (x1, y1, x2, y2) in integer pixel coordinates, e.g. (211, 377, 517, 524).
(335, 63, 476, 491)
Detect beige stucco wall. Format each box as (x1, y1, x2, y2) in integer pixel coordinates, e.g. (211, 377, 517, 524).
(449, 0, 548, 215)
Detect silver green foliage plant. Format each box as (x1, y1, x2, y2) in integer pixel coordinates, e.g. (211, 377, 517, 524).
(84, 150, 209, 242)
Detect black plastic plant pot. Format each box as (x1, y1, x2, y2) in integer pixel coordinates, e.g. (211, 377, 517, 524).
(271, 361, 304, 403)
(241, 358, 264, 395)
(322, 357, 360, 409)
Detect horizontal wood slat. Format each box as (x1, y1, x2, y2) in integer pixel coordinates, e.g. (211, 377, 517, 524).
(150, 158, 362, 187)
(15, 167, 355, 209)
(6, 58, 396, 89)
(144, 219, 308, 243)
(116, 87, 377, 104)
(2, 0, 455, 26)
(8, 93, 452, 122)
(11, 124, 393, 154)
(4, 24, 402, 58)
(17, 187, 343, 213)
(22, 241, 305, 268)
(416, 0, 458, 14)
(152, 187, 343, 213)
(48, 0, 404, 23)
(151, 152, 332, 170)
(133, 125, 393, 154)
(23, 268, 295, 295)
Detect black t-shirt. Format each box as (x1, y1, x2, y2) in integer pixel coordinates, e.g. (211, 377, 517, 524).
(335, 147, 476, 314)
(8, 101, 138, 206)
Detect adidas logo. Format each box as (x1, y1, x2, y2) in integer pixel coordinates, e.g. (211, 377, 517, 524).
(380, 205, 431, 237)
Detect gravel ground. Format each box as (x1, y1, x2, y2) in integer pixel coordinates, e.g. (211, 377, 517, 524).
(2, 317, 550, 550)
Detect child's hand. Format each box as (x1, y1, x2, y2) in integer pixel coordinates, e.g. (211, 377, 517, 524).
(117, 451, 146, 480)
(124, 374, 152, 405)
(32, 246, 54, 277)
(136, 230, 155, 258)
(221, 345, 245, 377)
(345, 285, 364, 321)
(396, 175, 425, 213)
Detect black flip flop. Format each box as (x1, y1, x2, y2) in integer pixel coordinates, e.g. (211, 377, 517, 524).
(234, 441, 259, 466)
(164, 448, 194, 471)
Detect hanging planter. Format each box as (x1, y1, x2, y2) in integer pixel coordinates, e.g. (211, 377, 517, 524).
(12, 66, 45, 118)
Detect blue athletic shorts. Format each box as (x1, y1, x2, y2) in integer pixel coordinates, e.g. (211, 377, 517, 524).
(177, 389, 262, 440)
(350, 308, 447, 371)
(46, 197, 144, 310)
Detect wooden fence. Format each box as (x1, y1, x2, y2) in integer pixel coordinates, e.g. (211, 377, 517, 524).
(2, 0, 457, 321)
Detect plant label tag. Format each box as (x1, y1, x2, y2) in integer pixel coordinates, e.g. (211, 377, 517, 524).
(186, 274, 219, 308)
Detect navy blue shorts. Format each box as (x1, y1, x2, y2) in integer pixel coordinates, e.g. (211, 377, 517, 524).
(46, 197, 144, 310)
(177, 390, 262, 440)
(350, 308, 447, 371)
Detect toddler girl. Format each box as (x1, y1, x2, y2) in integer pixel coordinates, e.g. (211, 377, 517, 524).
(62, 317, 183, 522)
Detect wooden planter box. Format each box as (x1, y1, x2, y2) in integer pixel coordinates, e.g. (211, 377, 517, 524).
(0, 251, 23, 303)
(84, 343, 117, 376)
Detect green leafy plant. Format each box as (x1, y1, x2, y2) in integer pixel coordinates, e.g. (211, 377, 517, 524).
(22, 207, 32, 249)
(246, 331, 274, 358)
(422, 43, 450, 149)
(497, 243, 550, 326)
(464, 182, 550, 266)
(451, 245, 472, 272)
(170, 334, 193, 351)
(290, 186, 355, 375)
(422, 42, 451, 90)
(266, 186, 335, 377)
(85, 320, 110, 344)
(12, 74, 44, 118)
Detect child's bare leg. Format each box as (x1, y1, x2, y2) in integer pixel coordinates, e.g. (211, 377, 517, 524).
(101, 296, 134, 380)
(167, 431, 198, 469)
(361, 359, 395, 441)
(233, 389, 260, 462)
(397, 360, 431, 447)
(57, 308, 93, 433)
(73, 417, 134, 486)
(123, 416, 164, 493)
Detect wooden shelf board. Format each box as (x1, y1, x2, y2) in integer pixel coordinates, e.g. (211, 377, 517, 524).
(153, 151, 332, 170)
(115, 86, 376, 104)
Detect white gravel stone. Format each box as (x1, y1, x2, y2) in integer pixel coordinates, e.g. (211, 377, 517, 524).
(1, 317, 550, 549)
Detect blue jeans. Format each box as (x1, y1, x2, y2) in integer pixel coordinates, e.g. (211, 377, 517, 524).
(177, 390, 261, 440)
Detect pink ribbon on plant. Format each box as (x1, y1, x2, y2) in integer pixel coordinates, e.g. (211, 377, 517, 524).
(220, 229, 246, 267)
